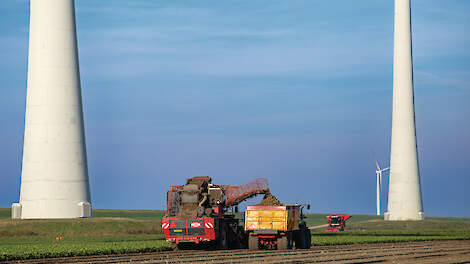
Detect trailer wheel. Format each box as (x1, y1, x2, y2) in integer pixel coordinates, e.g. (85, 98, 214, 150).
(248, 235, 258, 250)
(287, 231, 294, 249)
(277, 236, 288, 250)
(305, 229, 311, 249)
(295, 230, 306, 249)
(218, 224, 228, 249)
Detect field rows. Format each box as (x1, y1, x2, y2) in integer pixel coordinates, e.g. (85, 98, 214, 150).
(1, 209, 469, 261)
(5, 240, 470, 264)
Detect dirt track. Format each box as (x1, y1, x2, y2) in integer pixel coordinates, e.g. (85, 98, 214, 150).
(7, 240, 470, 264)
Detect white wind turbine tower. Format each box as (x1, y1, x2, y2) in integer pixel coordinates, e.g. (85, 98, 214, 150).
(376, 161, 389, 216)
(385, 0, 424, 221)
(11, 0, 92, 219)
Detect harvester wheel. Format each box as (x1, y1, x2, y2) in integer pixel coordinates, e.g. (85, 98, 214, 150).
(277, 236, 288, 250)
(171, 243, 178, 251)
(248, 235, 258, 250)
(172, 243, 186, 251)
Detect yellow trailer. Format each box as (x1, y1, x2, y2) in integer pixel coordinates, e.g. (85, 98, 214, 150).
(245, 205, 310, 250)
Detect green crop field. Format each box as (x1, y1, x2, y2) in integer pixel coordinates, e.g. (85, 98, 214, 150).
(0, 208, 169, 261)
(306, 213, 470, 245)
(309, 220, 470, 246)
(0, 208, 469, 261)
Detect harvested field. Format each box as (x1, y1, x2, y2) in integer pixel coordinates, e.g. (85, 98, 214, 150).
(7, 240, 470, 264)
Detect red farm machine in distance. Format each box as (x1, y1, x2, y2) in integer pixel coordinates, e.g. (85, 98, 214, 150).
(161, 176, 269, 250)
(326, 214, 352, 232)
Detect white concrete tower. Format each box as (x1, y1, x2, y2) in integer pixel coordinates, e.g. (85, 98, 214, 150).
(11, 0, 91, 219)
(384, 0, 424, 221)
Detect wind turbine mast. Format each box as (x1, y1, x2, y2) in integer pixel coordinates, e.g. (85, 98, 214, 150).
(385, 0, 424, 221)
(376, 162, 389, 216)
(11, 0, 91, 219)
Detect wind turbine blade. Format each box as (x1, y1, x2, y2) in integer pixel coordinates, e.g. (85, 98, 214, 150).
(376, 160, 380, 170)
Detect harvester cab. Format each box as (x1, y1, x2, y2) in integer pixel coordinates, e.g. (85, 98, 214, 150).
(326, 214, 352, 232)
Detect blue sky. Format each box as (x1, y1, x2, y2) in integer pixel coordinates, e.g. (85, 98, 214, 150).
(1, 0, 469, 217)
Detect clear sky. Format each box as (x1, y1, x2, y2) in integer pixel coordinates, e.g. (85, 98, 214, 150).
(0, 0, 469, 217)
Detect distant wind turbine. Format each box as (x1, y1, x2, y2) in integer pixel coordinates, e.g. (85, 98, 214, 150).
(376, 161, 389, 216)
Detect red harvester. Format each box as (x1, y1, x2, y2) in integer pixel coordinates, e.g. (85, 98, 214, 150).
(162, 176, 269, 249)
(326, 214, 352, 232)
